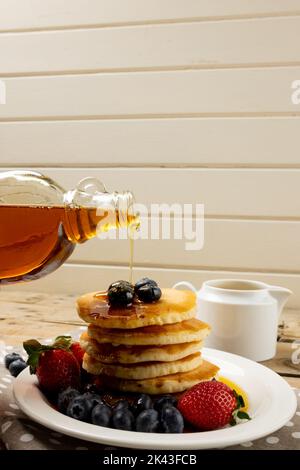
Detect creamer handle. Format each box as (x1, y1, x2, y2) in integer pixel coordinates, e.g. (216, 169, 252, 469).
(268, 285, 292, 317)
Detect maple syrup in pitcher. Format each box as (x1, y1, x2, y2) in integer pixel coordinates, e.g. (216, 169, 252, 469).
(0, 171, 138, 284)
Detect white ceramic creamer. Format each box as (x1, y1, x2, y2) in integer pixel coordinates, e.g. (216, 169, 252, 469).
(173, 279, 292, 361)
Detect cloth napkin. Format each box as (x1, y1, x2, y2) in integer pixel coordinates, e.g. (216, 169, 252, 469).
(1, 340, 299, 451)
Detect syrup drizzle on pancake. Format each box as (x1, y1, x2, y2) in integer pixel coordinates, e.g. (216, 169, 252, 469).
(77, 288, 197, 329)
(80, 288, 197, 320)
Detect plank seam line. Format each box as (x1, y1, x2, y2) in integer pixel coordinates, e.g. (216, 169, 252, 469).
(2, 62, 300, 78)
(1, 113, 300, 122)
(2, 164, 300, 170)
(65, 261, 300, 276)
(16, 165, 300, 172)
(1, 11, 300, 33)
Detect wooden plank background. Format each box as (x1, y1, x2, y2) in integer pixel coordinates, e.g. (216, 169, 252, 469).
(1, 17, 300, 75)
(1, 1, 300, 308)
(0, 118, 300, 167)
(1, 1, 300, 32)
(0, 68, 299, 120)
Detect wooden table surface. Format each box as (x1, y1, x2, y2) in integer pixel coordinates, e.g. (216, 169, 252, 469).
(1, 290, 300, 388)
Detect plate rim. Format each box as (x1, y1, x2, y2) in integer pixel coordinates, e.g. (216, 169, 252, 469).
(13, 347, 297, 450)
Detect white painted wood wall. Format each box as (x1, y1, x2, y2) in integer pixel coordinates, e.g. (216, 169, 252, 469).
(0, 1, 300, 308)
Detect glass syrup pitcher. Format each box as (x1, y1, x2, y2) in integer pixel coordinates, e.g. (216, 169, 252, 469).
(0, 170, 137, 284)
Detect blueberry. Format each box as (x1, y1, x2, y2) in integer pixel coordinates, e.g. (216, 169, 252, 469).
(91, 404, 112, 427)
(134, 278, 157, 293)
(132, 394, 153, 415)
(112, 409, 135, 431)
(109, 280, 133, 291)
(136, 409, 159, 433)
(108, 280, 135, 307)
(81, 392, 104, 409)
(66, 395, 93, 422)
(159, 406, 184, 433)
(154, 395, 177, 412)
(83, 383, 99, 394)
(5, 353, 22, 369)
(113, 399, 130, 413)
(136, 285, 162, 303)
(57, 387, 80, 414)
(8, 359, 27, 377)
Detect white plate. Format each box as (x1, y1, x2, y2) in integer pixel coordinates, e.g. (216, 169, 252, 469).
(14, 348, 297, 450)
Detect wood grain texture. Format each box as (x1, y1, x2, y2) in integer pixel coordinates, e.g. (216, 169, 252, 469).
(1, 17, 300, 75)
(279, 309, 300, 339)
(0, 67, 300, 120)
(0, 1, 299, 31)
(284, 377, 300, 387)
(0, 292, 81, 347)
(1, 118, 300, 167)
(261, 342, 300, 377)
(23, 167, 300, 218)
(5, 263, 300, 308)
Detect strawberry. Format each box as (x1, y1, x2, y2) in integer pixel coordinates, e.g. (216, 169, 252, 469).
(23, 336, 81, 394)
(70, 342, 85, 367)
(178, 380, 250, 431)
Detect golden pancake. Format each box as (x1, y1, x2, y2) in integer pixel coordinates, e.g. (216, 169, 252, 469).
(80, 332, 203, 364)
(96, 360, 219, 394)
(88, 318, 210, 346)
(77, 288, 196, 329)
(83, 352, 202, 380)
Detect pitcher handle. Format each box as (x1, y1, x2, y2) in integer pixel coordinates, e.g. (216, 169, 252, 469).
(172, 281, 198, 294)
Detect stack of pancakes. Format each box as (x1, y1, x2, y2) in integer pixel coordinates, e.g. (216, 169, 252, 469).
(78, 288, 219, 394)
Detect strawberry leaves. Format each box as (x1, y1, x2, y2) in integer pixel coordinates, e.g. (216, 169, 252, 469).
(23, 336, 73, 374)
(234, 390, 245, 409)
(23, 339, 50, 373)
(236, 411, 251, 420)
(230, 389, 251, 426)
(52, 336, 73, 350)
